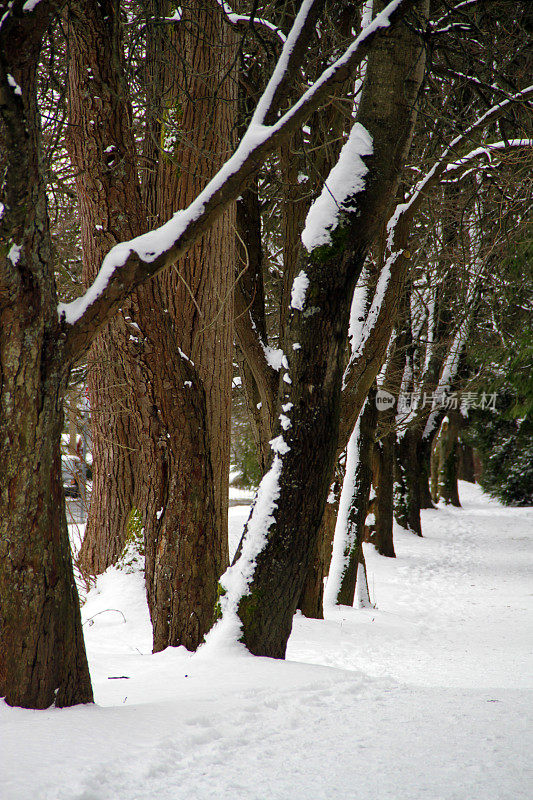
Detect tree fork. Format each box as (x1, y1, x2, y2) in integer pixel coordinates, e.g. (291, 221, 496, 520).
(232, 0, 429, 657)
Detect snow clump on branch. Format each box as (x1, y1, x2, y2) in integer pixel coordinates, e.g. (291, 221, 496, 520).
(301, 123, 373, 252)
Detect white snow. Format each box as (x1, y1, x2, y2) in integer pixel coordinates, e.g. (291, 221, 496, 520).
(301, 123, 373, 251)
(279, 413, 291, 430)
(204, 454, 284, 652)
(215, 0, 287, 42)
(345, 253, 394, 379)
(386, 91, 533, 254)
(177, 347, 194, 365)
(6, 74, 21, 95)
(262, 344, 284, 371)
(1, 483, 531, 799)
(348, 267, 370, 352)
(57, 210, 197, 324)
(269, 434, 290, 455)
(290, 270, 310, 310)
(7, 243, 21, 265)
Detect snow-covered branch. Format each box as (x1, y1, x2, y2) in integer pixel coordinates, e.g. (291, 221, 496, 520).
(386, 87, 533, 247)
(430, 0, 479, 31)
(444, 139, 533, 176)
(215, 0, 287, 44)
(337, 89, 532, 452)
(324, 409, 363, 607)
(59, 0, 416, 361)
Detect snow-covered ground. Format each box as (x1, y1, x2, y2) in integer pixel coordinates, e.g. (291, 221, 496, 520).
(2, 482, 532, 799)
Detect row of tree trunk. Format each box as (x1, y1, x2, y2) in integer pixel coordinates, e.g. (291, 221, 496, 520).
(1, 0, 496, 710)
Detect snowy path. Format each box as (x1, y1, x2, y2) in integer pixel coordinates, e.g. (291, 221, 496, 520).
(2, 483, 532, 799)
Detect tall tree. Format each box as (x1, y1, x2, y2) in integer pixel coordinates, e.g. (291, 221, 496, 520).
(0, 0, 93, 709)
(215, 0, 429, 658)
(68, 0, 237, 652)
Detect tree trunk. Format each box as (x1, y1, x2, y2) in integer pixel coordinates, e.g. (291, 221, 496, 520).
(134, 320, 219, 653)
(156, 1, 238, 570)
(432, 413, 461, 506)
(418, 433, 435, 508)
(298, 499, 337, 618)
(235, 182, 274, 472)
(0, 330, 93, 709)
(458, 437, 476, 482)
(229, 0, 427, 657)
(0, 4, 93, 708)
(374, 433, 396, 557)
(68, 0, 236, 651)
(336, 391, 378, 605)
(66, 0, 145, 575)
(394, 427, 423, 535)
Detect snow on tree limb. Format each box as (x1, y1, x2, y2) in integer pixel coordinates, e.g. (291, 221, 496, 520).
(59, 0, 415, 360)
(204, 450, 285, 653)
(301, 123, 373, 252)
(444, 139, 533, 175)
(386, 86, 533, 249)
(422, 215, 485, 440)
(214, 0, 287, 43)
(338, 90, 532, 450)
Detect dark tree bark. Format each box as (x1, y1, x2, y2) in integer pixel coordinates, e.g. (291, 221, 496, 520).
(298, 499, 337, 619)
(336, 390, 379, 605)
(432, 412, 461, 506)
(132, 318, 219, 652)
(394, 427, 423, 535)
(232, 0, 428, 658)
(418, 433, 435, 508)
(235, 182, 275, 471)
(0, 1, 93, 709)
(457, 437, 476, 483)
(374, 433, 396, 558)
(68, 0, 234, 652)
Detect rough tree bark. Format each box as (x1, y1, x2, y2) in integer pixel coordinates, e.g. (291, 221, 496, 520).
(235, 180, 275, 471)
(68, 0, 235, 651)
(431, 412, 461, 506)
(67, 0, 145, 574)
(298, 499, 338, 618)
(394, 427, 423, 535)
(0, 1, 93, 709)
(374, 432, 396, 557)
(141, 0, 238, 649)
(155, 0, 238, 569)
(232, 0, 428, 657)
